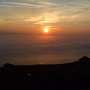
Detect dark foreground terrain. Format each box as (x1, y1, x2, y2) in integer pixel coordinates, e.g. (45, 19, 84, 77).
(0, 56, 90, 90)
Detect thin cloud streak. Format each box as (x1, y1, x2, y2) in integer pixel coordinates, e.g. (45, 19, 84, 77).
(0, 0, 90, 29)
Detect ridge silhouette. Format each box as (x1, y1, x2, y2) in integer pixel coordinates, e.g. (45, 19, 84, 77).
(79, 56, 90, 62)
(0, 56, 90, 90)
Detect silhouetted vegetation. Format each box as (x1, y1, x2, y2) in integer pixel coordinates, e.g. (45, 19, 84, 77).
(0, 56, 90, 90)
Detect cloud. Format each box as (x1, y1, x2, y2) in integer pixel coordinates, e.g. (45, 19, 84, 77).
(0, 0, 59, 8)
(24, 12, 60, 25)
(0, 2, 42, 8)
(0, 0, 90, 28)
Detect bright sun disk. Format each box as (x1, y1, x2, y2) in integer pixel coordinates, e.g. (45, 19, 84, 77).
(43, 27, 49, 33)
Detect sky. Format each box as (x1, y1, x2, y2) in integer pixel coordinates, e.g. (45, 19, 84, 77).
(0, 0, 90, 65)
(0, 0, 90, 31)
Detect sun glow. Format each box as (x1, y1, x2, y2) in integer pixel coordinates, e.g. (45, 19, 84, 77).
(43, 27, 49, 33)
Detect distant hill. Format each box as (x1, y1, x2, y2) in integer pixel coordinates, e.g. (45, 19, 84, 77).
(0, 56, 90, 90)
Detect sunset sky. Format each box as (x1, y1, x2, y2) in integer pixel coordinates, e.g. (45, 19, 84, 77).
(0, 0, 90, 31)
(0, 0, 90, 65)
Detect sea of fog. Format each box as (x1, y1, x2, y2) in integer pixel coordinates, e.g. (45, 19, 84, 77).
(0, 32, 90, 66)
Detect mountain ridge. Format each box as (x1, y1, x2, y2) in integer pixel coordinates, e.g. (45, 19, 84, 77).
(0, 56, 90, 90)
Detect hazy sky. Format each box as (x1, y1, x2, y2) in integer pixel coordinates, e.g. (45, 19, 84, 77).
(0, 0, 90, 32)
(0, 0, 90, 65)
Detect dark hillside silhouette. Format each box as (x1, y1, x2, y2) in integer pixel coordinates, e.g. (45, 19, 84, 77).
(0, 56, 90, 90)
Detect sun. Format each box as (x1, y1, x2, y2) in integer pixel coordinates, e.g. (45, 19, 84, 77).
(43, 27, 49, 33)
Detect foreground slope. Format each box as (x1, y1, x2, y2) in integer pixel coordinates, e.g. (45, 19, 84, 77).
(0, 56, 90, 90)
